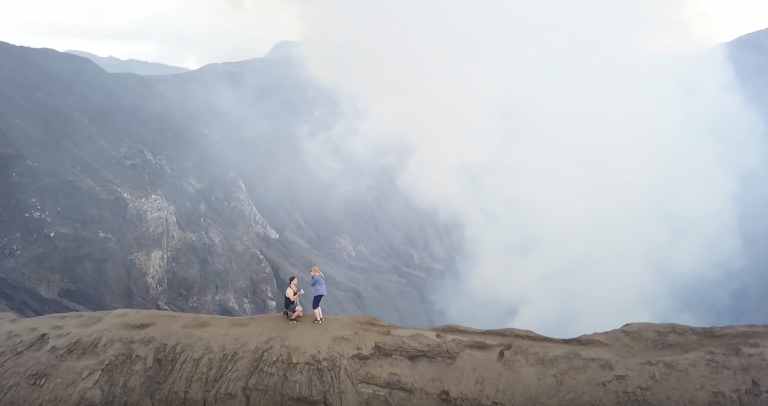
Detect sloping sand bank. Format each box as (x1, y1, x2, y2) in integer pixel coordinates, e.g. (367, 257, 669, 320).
(1, 310, 767, 405)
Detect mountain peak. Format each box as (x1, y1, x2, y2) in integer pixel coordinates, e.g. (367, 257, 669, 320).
(264, 40, 301, 59)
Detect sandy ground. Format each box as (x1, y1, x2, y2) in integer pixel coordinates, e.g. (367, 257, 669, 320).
(1, 309, 768, 405)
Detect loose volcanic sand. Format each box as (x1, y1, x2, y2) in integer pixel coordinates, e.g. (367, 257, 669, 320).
(1, 310, 768, 405)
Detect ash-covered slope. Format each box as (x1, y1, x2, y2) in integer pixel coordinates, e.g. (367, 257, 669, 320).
(0, 41, 458, 326)
(1, 310, 768, 406)
(0, 42, 281, 317)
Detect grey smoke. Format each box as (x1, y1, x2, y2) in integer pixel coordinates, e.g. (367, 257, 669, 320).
(290, 0, 768, 337)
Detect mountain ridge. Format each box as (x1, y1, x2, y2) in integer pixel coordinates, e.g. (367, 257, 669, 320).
(65, 49, 191, 75)
(64, 40, 301, 76)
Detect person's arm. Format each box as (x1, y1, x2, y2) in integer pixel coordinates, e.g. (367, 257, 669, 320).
(311, 275, 318, 287)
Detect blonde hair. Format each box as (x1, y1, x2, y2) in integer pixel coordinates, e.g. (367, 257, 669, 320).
(310, 266, 320, 275)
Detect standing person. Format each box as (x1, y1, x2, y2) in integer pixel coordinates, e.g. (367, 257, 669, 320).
(283, 276, 304, 323)
(310, 266, 327, 323)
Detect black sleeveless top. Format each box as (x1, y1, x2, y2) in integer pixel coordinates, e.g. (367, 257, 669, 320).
(284, 287, 296, 309)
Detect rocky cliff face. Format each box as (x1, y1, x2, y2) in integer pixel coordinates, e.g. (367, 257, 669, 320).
(0, 42, 281, 317)
(2, 310, 768, 406)
(0, 41, 459, 326)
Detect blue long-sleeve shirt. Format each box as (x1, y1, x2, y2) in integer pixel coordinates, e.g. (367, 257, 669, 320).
(311, 273, 327, 296)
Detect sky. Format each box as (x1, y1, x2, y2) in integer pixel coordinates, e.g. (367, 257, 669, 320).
(3, 1, 768, 338)
(699, 0, 768, 42)
(0, 0, 300, 68)
(0, 0, 767, 68)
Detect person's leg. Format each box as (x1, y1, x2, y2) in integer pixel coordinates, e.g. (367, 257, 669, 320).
(295, 305, 303, 318)
(288, 304, 299, 321)
(312, 295, 324, 322)
(317, 295, 324, 320)
(312, 295, 322, 322)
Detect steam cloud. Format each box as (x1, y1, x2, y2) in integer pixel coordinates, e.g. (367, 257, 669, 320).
(290, 0, 768, 337)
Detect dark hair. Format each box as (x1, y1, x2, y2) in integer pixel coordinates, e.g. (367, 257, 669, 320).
(288, 276, 296, 283)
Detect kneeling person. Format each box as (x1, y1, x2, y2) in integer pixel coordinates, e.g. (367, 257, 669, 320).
(283, 276, 304, 323)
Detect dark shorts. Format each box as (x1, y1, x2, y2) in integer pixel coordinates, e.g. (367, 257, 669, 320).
(285, 303, 297, 313)
(312, 295, 324, 310)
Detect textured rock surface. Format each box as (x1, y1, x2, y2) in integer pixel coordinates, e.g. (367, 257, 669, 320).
(0, 41, 458, 326)
(2, 310, 768, 406)
(0, 42, 281, 317)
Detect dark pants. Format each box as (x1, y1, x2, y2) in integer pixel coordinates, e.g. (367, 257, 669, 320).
(312, 295, 324, 310)
(285, 303, 297, 313)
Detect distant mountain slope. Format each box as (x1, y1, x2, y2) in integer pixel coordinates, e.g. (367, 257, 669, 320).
(65, 50, 190, 75)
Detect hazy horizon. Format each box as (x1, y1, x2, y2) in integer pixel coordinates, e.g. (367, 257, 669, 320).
(2, 0, 768, 68)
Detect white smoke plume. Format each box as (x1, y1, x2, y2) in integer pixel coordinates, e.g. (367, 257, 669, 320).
(288, 0, 767, 337)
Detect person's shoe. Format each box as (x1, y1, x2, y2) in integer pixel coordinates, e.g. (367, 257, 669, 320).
(313, 319, 322, 323)
(320, 318, 325, 322)
(289, 319, 298, 323)
(283, 311, 288, 319)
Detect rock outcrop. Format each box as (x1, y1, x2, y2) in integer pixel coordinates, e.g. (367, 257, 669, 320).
(1, 310, 768, 406)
